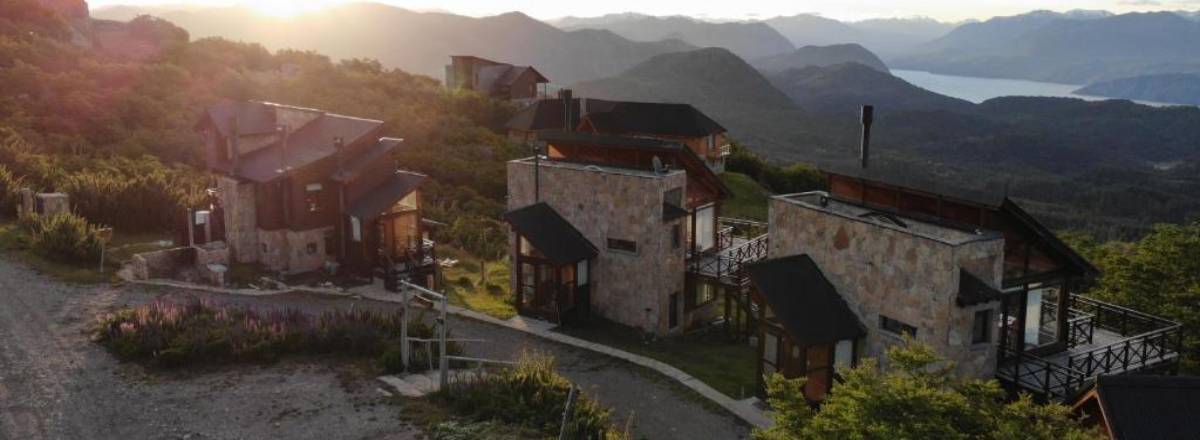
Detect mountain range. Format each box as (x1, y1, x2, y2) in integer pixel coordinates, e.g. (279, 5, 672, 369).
(92, 3, 693, 84)
(761, 14, 957, 60)
(752, 44, 888, 74)
(894, 10, 1200, 84)
(550, 13, 794, 60)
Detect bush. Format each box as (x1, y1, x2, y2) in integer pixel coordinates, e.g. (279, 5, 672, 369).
(94, 299, 460, 370)
(27, 212, 105, 264)
(437, 351, 625, 439)
(0, 164, 24, 216)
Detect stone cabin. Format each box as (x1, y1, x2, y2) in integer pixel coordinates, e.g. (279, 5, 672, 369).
(504, 131, 731, 335)
(505, 92, 732, 173)
(194, 101, 437, 286)
(444, 55, 550, 101)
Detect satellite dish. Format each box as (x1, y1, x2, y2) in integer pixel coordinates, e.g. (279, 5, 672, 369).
(652, 156, 664, 174)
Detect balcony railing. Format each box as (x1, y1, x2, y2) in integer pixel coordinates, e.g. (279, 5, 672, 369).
(688, 234, 768, 284)
(996, 295, 1182, 401)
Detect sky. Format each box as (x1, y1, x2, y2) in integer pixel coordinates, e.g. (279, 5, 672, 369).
(87, 0, 1200, 22)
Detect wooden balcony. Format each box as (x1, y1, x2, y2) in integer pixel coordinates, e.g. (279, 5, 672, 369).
(688, 218, 769, 286)
(995, 295, 1182, 401)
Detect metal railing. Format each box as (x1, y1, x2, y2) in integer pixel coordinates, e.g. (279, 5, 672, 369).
(997, 346, 1092, 401)
(1067, 323, 1183, 377)
(688, 234, 768, 284)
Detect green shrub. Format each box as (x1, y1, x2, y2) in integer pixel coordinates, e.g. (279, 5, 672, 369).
(0, 165, 24, 217)
(437, 352, 624, 439)
(95, 299, 461, 370)
(28, 212, 105, 264)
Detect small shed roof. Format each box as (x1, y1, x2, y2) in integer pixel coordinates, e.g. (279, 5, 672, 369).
(747, 254, 866, 345)
(346, 171, 425, 219)
(1088, 375, 1200, 440)
(956, 269, 1006, 306)
(503, 202, 598, 266)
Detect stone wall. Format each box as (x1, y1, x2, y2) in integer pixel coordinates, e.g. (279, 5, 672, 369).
(768, 194, 1005, 379)
(508, 159, 689, 335)
(217, 176, 259, 264)
(129, 247, 196, 280)
(256, 226, 332, 274)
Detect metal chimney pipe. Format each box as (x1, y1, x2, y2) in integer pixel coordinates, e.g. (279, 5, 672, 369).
(560, 89, 573, 132)
(860, 105, 874, 169)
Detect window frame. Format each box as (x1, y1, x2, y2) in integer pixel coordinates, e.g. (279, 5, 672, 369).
(606, 238, 638, 254)
(879, 314, 918, 337)
(972, 309, 992, 344)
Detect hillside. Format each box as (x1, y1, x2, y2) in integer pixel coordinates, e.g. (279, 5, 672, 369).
(92, 3, 693, 84)
(572, 47, 829, 156)
(553, 14, 794, 60)
(767, 63, 973, 114)
(895, 11, 1200, 83)
(762, 14, 953, 59)
(1075, 73, 1200, 105)
(753, 44, 889, 74)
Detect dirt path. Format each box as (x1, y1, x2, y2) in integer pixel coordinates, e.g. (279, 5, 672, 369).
(0, 257, 749, 439)
(0, 258, 419, 440)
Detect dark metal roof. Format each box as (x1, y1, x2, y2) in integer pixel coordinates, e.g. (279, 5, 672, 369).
(663, 203, 689, 222)
(747, 254, 866, 345)
(503, 202, 598, 266)
(1091, 375, 1200, 440)
(506, 98, 725, 137)
(536, 131, 732, 198)
(956, 269, 1005, 306)
(235, 113, 383, 183)
(331, 137, 401, 183)
(346, 171, 425, 219)
(200, 101, 279, 138)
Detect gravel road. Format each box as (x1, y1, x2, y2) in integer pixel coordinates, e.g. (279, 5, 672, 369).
(0, 256, 749, 440)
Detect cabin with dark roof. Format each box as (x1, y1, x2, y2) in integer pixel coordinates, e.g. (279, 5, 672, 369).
(745, 168, 1182, 403)
(506, 92, 732, 172)
(1071, 375, 1200, 440)
(504, 127, 760, 335)
(445, 55, 549, 101)
(195, 101, 438, 287)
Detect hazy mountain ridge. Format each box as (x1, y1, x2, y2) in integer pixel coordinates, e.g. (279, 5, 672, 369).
(550, 14, 794, 60)
(92, 3, 694, 84)
(767, 63, 973, 114)
(753, 44, 889, 74)
(762, 14, 955, 60)
(895, 10, 1200, 84)
(1075, 73, 1200, 105)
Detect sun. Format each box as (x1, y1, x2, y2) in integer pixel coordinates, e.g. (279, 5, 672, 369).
(242, 0, 344, 18)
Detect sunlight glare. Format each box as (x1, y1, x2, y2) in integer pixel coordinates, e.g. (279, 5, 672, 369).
(241, 0, 345, 18)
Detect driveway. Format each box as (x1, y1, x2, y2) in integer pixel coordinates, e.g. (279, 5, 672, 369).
(0, 257, 749, 440)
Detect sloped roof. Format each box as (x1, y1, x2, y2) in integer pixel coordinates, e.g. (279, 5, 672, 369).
(346, 171, 425, 219)
(200, 101, 280, 138)
(506, 98, 724, 138)
(231, 113, 383, 183)
(957, 269, 1006, 306)
(1090, 375, 1200, 440)
(536, 130, 731, 198)
(503, 202, 598, 266)
(747, 254, 866, 345)
(331, 137, 402, 183)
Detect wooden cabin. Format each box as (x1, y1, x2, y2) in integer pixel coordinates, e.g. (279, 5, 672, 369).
(195, 101, 437, 287)
(505, 94, 732, 172)
(444, 55, 549, 100)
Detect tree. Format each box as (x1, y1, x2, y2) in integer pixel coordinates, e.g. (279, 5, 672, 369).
(755, 341, 1098, 440)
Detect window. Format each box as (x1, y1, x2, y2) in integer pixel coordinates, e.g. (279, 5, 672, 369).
(324, 230, 336, 256)
(672, 224, 682, 249)
(692, 282, 716, 308)
(879, 315, 917, 337)
(664, 188, 683, 208)
(350, 217, 362, 242)
(606, 238, 637, 254)
(694, 205, 715, 252)
(972, 310, 992, 344)
(305, 183, 323, 212)
(834, 340, 855, 369)
(576, 260, 588, 287)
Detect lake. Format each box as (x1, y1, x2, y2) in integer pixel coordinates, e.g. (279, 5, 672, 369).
(892, 69, 1181, 107)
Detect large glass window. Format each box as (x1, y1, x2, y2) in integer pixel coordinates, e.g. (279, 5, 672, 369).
(695, 205, 715, 252)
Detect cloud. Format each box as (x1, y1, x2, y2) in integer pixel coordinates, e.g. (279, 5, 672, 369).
(1118, 0, 1162, 5)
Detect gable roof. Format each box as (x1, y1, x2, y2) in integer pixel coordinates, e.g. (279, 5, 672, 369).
(957, 269, 1006, 306)
(1087, 375, 1200, 440)
(503, 202, 598, 266)
(506, 98, 725, 138)
(332, 137, 402, 183)
(537, 130, 731, 199)
(198, 101, 385, 183)
(346, 171, 425, 219)
(747, 254, 866, 345)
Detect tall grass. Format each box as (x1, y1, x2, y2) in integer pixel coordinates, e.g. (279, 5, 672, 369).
(437, 352, 626, 440)
(23, 212, 105, 263)
(94, 298, 459, 370)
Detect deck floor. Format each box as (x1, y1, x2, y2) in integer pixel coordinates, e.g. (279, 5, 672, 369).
(997, 327, 1178, 399)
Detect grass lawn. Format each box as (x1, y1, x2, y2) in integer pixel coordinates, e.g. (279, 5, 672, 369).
(720, 172, 770, 221)
(439, 246, 517, 320)
(556, 318, 759, 399)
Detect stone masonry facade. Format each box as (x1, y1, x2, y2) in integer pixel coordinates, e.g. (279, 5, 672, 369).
(217, 175, 333, 274)
(768, 193, 1005, 379)
(508, 159, 690, 335)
